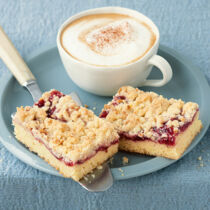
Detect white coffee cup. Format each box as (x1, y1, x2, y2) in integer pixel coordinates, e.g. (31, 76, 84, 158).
(57, 7, 172, 96)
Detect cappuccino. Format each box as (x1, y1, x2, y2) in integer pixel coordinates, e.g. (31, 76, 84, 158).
(61, 14, 156, 66)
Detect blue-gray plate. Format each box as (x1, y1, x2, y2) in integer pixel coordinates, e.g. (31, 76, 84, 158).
(0, 44, 209, 180)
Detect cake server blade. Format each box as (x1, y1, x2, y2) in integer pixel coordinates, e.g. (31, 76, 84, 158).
(0, 26, 113, 192)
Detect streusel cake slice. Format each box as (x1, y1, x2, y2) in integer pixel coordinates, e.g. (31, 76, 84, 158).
(100, 86, 202, 159)
(13, 90, 119, 181)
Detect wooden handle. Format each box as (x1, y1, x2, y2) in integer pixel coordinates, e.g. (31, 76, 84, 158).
(0, 26, 35, 86)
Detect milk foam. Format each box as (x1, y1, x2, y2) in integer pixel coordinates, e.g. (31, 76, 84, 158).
(61, 14, 156, 66)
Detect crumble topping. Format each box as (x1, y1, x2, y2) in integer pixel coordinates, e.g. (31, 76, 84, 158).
(100, 86, 199, 142)
(13, 90, 119, 163)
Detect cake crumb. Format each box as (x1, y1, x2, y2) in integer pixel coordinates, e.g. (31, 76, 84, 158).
(97, 165, 103, 170)
(91, 174, 95, 179)
(84, 176, 88, 181)
(122, 156, 129, 165)
(110, 157, 114, 164)
(84, 104, 89, 108)
(118, 168, 123, 173)
(198, 156, 202, 161)
(93, 107, 96, 110)
(200, 162, 204, 167)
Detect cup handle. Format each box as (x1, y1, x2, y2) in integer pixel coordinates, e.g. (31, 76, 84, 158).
(142, 55, 173, 87)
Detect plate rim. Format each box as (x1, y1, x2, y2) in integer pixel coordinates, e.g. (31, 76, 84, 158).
(0, 44, 209, 180)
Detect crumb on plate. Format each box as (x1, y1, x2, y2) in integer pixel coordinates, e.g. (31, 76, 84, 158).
(118, 168, 123, 173)
(97, 165, 103, 170)
(198, 156, 202, 161)
(122, 156, 129, 165)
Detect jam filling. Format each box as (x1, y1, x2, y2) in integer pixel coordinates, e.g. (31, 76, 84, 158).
(112, 95, 126, 106)
(35, 99, 45, 108)
(33, 133, 119, 167)
(63, 139, 119, 166)
(100, 95, 127, 116)
(35, 90, 65, 118)
(49, 90, 64, 102)
(100, 110, 109, 118)
(119, 111, 197, 146)
(114, 95, 126, 100)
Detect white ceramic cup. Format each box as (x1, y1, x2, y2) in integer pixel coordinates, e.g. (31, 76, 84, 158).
(57, 7, 173, 96)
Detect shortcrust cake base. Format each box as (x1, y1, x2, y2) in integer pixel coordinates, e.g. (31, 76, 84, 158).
(14, 124, 118, 181)
(119, 112, 202, 160)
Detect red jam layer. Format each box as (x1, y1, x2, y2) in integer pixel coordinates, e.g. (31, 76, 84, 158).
(120, 111, 198, 146)
(100, 95, 126, 117)
(35, 99, 45, 108)
(114, 95, 126, 100)
(100, 110, 109, 118)
(35, 90, 64, 118)
(33, 133, 119, 167)
(63, 139, 119, 166)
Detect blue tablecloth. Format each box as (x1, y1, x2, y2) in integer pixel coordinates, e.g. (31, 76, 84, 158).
(0, 0, 210, 209)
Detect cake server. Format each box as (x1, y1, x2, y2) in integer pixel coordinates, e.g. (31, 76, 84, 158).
(0, 26, 113, 192)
